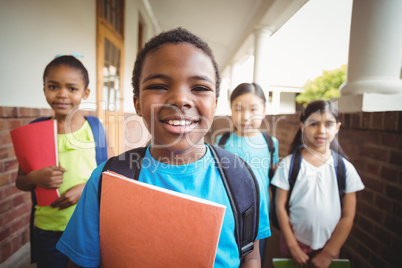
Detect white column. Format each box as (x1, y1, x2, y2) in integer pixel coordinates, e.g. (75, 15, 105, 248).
(338, 0, 402, 112)
(253, 27, 276, 113)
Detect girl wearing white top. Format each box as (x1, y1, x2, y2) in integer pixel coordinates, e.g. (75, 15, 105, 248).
(271, 100, 364, 268)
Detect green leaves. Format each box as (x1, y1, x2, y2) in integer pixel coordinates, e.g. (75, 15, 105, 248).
(296, 65, 347, 106)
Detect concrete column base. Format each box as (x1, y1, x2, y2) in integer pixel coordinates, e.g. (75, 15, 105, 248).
(337, 93, 402, 113)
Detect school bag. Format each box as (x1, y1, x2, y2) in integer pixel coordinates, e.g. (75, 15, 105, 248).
(217, 131, 276, 179)
(28, 116, 108, 263)
(269, 146, 346, 230)
(99, 144, 260, 259)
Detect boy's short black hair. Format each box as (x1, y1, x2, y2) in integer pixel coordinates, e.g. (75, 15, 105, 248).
(43, 55, 89, 88)
(132, 27, 221, 98)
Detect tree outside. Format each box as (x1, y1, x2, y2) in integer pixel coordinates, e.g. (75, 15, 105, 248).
(296, 65, 347, 106)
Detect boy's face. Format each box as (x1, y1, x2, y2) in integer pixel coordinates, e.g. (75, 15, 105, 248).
(134, 43, 217, 154)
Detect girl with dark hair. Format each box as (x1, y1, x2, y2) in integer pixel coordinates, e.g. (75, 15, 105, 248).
(216, 82, 279, 264)
(271, 100, 364, 268)
(16, 55, 111, 267)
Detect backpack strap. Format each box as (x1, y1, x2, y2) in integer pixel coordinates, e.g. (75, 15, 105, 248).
(333, 150, 346, 206)
(208, 144, 259, 259)
(217, 131, 231, 148)
(99, 146, 147, 205)
(30, 116, 52, 123)
(85, 116, 108, 165)
(261, 132, 275, 179)
(287, 146, 303, 209)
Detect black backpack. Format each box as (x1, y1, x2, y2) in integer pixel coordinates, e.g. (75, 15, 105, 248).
(217, 131, 276, 179)
(269, 146, 346, 230)
(99, 144, 260, 259)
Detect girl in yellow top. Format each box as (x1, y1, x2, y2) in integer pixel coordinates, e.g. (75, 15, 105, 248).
(16, 55, 111, 268)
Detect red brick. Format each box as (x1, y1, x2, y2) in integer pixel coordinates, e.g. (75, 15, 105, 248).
(12, 194, 25, 208)
(372, 112, 384, 130)
(17, 107, 31, 117)
(30, 108, 42, 117)
(363, 177, 384, 193)
(357, 201, 383, 222)
(358, 189, 374, 204)
(343, 113, 352, 128)
(361, 146, 389, 161)
(355, 214, 373, 232)
(0, 199, 11, 214)
(0, 119, 8, 132)
(353, 227, 380, 252)
(369, 253, 389, 268)
(11, 235, 22, 255)
(380, 132, 399, 147)
(0, 147, 9, 160)
(389, 151, 402, 166)
(365, 161, 381, 177)
(398, 111, 402, 132)
(4, 159, 18, 172)
(0, 227, 10, 242)
(384, 214, 402, 237)
(381, 166, 400, 183)
(10, 219, 24, 234)
(0, 173, 9, 187)
(374, 195, 393, 213)
(0, 132, 12, 146)
(361, 112, 372, 129)
(352, 130, 380, 144)
(3, 204, 30, 223)
(8, 119, 23, 131)
(385, 184, 402, 201)
(380, 245, 400, 267)
(8, 146, 16, 158)
(0, 241, 12, 263)
(2, 107, 18, 118)
(383, 112, 398, 131)
(351, 112, 362, 128)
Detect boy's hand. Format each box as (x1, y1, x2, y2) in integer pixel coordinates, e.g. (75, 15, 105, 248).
(310, 250, 333, 268)
(51, 183, 85, 210)
(30, 166, 66, 189)
(289, 244, 309, 266)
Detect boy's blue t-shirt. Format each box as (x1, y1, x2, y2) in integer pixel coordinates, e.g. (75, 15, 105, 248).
(216, 132, 279, 209)
(56, 145, 270, 268)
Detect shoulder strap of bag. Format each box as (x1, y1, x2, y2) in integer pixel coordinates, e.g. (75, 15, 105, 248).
(261, 132, 275, 179)
(85, 116, 108, 165)
(332, 150, 346, 206)
(217, 131, 231, 148)
(99, 146, 147, 205)
(208, 144, 259, 259)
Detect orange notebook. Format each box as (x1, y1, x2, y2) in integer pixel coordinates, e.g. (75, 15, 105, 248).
(10, 120, 60, 206)
(100, 171, 226, 268)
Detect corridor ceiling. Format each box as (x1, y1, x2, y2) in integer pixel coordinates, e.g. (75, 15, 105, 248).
(147, 0, 309, 72)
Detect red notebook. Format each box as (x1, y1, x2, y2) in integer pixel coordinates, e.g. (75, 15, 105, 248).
(11, 120, 60, 206)
(100, 171, 226, 268)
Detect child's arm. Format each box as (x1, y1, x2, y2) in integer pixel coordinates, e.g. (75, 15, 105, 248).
(310, 192, 356, 268)
(239, 240, 261, 268)
(276, 188, 310, 266)
(50, 183, 86, 210)
(15, 166, 66, 191)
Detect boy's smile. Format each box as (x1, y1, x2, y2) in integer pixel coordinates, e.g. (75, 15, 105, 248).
(134, 43, 217, 161)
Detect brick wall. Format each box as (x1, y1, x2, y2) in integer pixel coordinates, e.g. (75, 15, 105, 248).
(1, 107, 401, 267)
(208, 112, 402, 268)
(0, 107, 53, 263)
